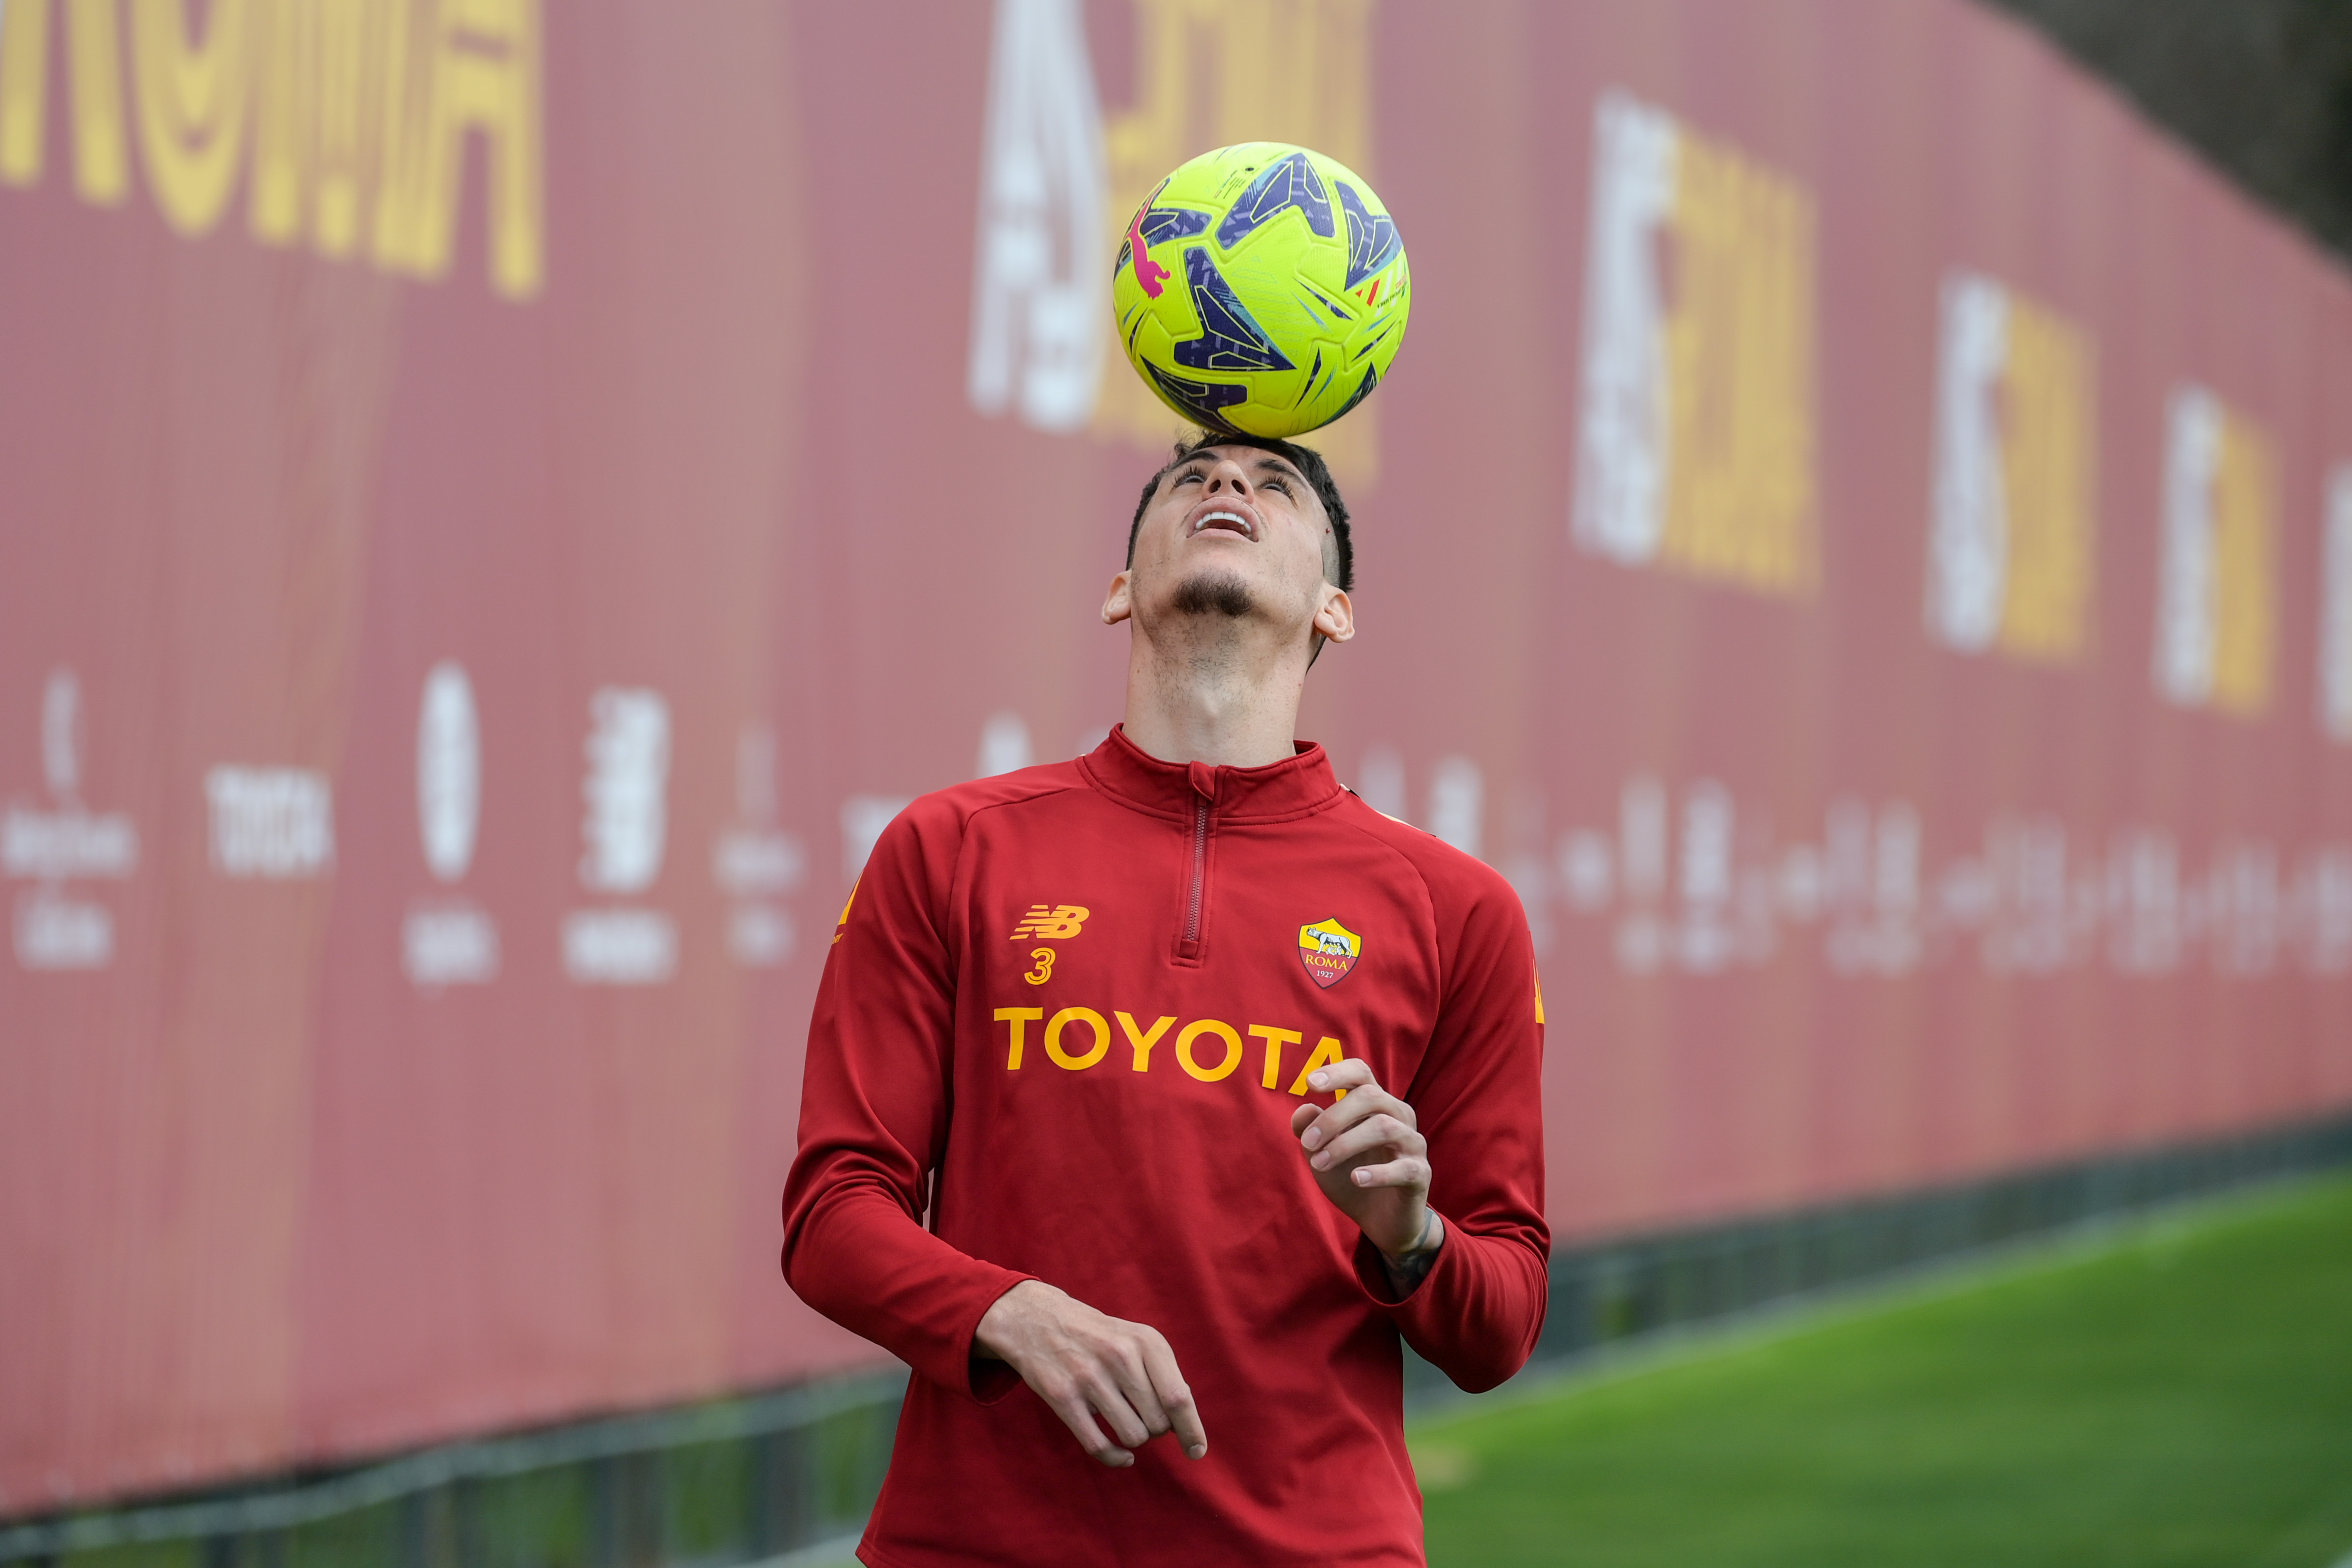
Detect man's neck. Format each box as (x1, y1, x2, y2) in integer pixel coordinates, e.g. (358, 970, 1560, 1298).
(1120, 619, 1310, 769)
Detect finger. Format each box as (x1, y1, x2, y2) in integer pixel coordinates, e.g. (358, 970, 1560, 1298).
(1046, 1389, 1134, 1467)
(1104, 1342, 1172, 1440)
(1141, 1337, 1209, 1459)
(1082, 1369, 1155, 1451)
(1346, 1154, 1432, 1191)
(1300, 1084, 1408, 1152)
(1289, 1101, 1319, 1135)
(1311, 1114, 1425, 1171)
(1306, 1057, 1378, 1096)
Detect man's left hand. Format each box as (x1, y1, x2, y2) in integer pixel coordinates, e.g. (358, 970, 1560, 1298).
(1289, 1058, 1444, 1296)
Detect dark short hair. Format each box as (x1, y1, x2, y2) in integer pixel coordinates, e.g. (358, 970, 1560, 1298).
(1127, 429, 1353, 593)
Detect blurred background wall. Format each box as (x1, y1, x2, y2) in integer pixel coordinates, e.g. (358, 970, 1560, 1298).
(2, 0, 2350, 1528)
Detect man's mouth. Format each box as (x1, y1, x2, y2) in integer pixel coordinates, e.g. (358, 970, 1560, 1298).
(1190, 508, 1256, 540)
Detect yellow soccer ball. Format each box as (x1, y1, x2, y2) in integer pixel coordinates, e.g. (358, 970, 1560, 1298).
(1112, 143, 1410, 439)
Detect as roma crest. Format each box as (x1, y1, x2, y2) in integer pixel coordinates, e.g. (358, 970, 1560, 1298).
(1298, 918, 1361, 988)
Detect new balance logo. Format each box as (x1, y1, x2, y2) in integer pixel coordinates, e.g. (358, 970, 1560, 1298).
(1011, 904, 1091, 941)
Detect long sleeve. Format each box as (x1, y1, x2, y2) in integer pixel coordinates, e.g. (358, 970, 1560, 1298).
(1351, 869, 1550, 1392)
(779, 802, 1032, 1399)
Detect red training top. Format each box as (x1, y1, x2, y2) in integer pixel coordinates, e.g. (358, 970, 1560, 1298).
(782, 729, 1550, 1568)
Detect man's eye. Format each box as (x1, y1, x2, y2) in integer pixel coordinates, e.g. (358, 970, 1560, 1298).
(1266, 478, 1291, 495)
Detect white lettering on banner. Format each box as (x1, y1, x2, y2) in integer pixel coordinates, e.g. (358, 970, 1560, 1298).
(1573, 92, 1675, 567)
(3, 807, 137, 881)
(2320, 466, 2352, 742)
(1572, 90, 1819, 596)
(565, 687, 672, 986)
(417, 662, 479, 882)
(2156, 385, 2277, 715)
(404, 904, 498, 987)
(1552, 774, 2352, 981)
(714, 724, 803, 969)
(15, 888, 109, 969)
(206, 765, 332, 878)
(1427, 757, 1484, 859)
(713, 832, 802, 898)
(563, 907, 676, 985)
(967, 0, 1104, 432)
(2156, 387, 2222, 706)
(7, 670, 136, 971)
(1356, 746, 1407, 822)
(1927, 274, 2010, 651)
(407, 661, 497, 988)
(1925, 272, 2096, 664)
(977, 711, 1034, 778)
(840, 794, 909, 885)
(727, 904, 793, 969)
(580, 688, 667, 893)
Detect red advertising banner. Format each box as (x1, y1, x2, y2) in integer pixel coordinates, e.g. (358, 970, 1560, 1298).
(4, 0, 2350, 1514)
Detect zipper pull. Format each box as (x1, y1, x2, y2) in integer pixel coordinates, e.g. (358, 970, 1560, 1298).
(1186, 760, 1220, 803)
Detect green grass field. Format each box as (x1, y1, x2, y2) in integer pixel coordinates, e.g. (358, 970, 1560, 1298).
(1412, 1173, 2352, 1568)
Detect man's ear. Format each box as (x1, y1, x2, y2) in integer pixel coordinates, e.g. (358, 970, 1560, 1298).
(1101, 568, 1134, 626)
(1312, 584, 1354, 645)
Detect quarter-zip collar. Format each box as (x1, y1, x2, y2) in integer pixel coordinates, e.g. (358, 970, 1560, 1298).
(1079, 725, 1347, 825)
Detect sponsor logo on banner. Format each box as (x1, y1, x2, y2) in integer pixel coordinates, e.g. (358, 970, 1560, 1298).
(1925, 272, 2097, 662)
(1551, 772, 2352, 981)
(1572, 90, 1819, 597)
(566, 687, 675, 985)
(2155, 385, 2278, 716)
(966, 0, 1381, 478)
(2319, 467, 2352, 742)
(713, 726, 804, 970)
(207, 766, 334, 878)
(5, 669, 137, 971)
(405, 661, 498, 988)
(1297, 917, 1360, 987)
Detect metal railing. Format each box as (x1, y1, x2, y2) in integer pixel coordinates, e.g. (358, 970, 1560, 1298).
(10, 1110, 2350, 1566)
(0, 1371, 902, 1566)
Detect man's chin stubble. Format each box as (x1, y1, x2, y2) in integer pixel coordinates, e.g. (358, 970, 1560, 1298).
(1168, 570, 1255, 619)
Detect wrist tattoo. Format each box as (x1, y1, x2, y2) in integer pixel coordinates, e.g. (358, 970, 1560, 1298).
(1380, 1210, 1441, 1294)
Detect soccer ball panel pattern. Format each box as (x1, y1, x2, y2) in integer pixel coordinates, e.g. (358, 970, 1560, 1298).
(1112, 141, 1409, 439)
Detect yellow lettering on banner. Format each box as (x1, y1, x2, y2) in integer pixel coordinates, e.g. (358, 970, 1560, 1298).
(2210, 411, 2278, 715)
(1286, 1035, 1346, 1097)
(1044, 1007, 1110, 1071)
(246, 0, 311, 243)
(1251, 1025, 1303, 1090)
(1660, 124, 1818, 595)
(132, 0, 250, 235)
(995, 1006, 1045, 1070)
(0, 0, 540, 295)
(0, 0, 50, 185)
(0, 0, 130, 201)
(1116, 1011, 1174, 1072)
(308, 0, 377, 256)
(1995, 297, 2096, 662)
(374, 0, 542, 297)
(1175, 1018, 1244, 1082)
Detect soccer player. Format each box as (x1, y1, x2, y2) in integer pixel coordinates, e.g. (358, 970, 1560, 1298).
(782, 430, 1549, 1566)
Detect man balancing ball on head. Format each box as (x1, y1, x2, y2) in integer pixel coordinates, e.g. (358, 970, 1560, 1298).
(782, 429, 1549, 1567)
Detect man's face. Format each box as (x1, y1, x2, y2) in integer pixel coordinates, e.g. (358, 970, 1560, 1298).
(1120, 446, 1337, 631)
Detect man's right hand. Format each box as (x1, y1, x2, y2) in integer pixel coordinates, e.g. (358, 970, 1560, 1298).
(974, 1280, 1209, 1467)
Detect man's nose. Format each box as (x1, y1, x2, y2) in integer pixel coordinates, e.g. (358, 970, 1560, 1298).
(1207, 462, 1252, 495)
